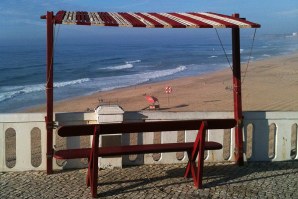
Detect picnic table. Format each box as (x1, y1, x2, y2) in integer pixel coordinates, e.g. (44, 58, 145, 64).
(54, 119, 236, 197)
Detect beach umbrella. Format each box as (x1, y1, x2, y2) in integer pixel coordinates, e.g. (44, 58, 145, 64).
(145, 95, 159, 104)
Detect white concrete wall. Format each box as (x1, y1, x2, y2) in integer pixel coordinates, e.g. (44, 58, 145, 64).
(0, 113, 47, 171)
(243, 111, 298, 161)
(0, 111, 297, 171)
(0, 112, 97, 171)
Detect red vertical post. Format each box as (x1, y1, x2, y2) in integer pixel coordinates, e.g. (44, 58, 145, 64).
(91, 127, 99, 197)
(232, 13, 244, 166)
(46, 11, 54, 174)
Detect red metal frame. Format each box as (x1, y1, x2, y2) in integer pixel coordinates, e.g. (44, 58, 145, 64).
(42, 11, 247, 173)
(232, 14, 244, 166)
(184, 121, 207, 188)
(45, 11, 54, 174)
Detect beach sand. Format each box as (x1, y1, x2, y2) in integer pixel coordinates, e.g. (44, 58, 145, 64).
(26, 53, 298, 113)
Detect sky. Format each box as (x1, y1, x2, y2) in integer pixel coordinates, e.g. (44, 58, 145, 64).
(0, 0, 297, 45)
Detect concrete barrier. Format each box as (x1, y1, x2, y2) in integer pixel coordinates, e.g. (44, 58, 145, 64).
(0, 109, 297, 171)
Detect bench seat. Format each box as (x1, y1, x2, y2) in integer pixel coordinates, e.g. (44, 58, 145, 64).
(54, 141, 222, 159)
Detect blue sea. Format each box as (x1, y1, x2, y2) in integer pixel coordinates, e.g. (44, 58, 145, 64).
(0, 29, 298, 112)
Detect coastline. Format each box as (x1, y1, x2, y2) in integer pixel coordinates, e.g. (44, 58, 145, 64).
(25, 52, 298, 113)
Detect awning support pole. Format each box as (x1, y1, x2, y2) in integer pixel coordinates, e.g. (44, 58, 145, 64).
(46, 11, 54, 174)
(232, 13, 244, 166)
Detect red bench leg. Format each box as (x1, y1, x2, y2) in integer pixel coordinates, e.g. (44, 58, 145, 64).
(86, 157, 91, 187)
(184, 121, 207, 189)
(197, 122, 207, 189)
(88, 127, 99, 198)
(184, 150, 192, 178)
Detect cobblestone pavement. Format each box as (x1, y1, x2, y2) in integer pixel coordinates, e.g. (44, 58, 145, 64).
(1, 161, 297, 199)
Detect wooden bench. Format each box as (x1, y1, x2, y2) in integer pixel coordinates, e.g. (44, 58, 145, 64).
(54, 119, 236, 198)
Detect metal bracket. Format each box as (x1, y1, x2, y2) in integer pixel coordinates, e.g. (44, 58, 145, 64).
(46, 121, 58, 130)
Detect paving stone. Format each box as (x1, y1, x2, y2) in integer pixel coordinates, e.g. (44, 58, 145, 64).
(0, 162, 297, 198)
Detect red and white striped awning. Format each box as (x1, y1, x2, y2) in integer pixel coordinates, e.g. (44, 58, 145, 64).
(54, 11, 260, 28)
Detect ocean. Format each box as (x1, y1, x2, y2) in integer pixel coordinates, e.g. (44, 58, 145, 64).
(0, 30, 297, 112)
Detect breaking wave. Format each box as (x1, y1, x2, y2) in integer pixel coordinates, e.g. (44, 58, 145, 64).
(99, 65, 187, 91)
(125, 60, 141, 64)
(103, 63, 134, 70)
(0, 78, 90, 102)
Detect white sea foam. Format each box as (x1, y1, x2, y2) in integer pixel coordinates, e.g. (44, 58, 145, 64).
(0, 78, 90, 102)
(142, 65, 187, 80)
(104, 63, 133, 70)
(225, 49, 244, 55)
(98, 65, 187, 91)
(262, 54, 271, 57)
(0, 85, 44, 102)
(208, 55, 218, 58)
(54, 78, 90, 88)
(125, 60, 141, 64)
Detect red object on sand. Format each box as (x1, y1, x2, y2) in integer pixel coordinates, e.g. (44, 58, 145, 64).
(146, 95, 159, 104)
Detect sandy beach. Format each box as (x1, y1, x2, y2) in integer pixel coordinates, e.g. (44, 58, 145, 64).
(26, 53, 298, 113)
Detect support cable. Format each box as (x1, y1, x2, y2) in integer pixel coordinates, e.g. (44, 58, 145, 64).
(45, 22, 60, 89)
(215, 28, 233, 71)
(241, 28, 257, 85)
